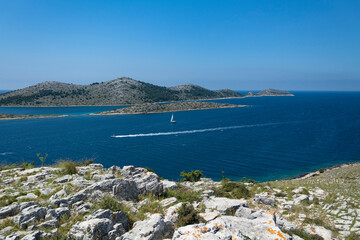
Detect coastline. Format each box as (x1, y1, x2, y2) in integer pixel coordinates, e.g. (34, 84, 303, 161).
(0, 114, 68, 121)
(0, 94, 294, 108)
(93, 104, 249, 116)
(283, 161, 360, 181)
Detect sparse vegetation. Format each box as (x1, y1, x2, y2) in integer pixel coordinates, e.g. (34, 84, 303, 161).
(37, 153, 48, 167)
(92, 195, 123, 212)
(175, 203, 203, 227)
(57, 161, 77, 175)
(165, 187, 202, 203)
(213, 179, 251, 199)
(180, 170, 203, 182)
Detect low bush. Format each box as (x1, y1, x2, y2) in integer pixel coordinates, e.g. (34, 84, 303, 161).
(58, 161, 77, 175)
(176, 203, 203, 227)
(92, 195, 122, 212)
(165, 188, 202, 203)
(213, 180, 251, 199)
(0, 195, 17, 207)
(180, 170, 203, 182)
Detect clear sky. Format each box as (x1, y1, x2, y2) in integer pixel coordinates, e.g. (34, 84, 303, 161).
(0, 0, 359, 91)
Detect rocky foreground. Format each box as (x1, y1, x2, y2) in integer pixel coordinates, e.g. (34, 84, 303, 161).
(0, 163, 359, 240)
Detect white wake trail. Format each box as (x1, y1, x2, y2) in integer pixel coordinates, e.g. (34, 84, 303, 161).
(112, 122, 281, 138)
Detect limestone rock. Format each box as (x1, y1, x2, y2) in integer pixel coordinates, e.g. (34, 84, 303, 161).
(53, 175, 73, 183)
(254, 193, 276, 206)
(304, 225, 333, 240)
(164, 203, 183, 223)
(173, 213, 290, 240)
(160, 197, 177, 207)
(199, 211, 220, 222)
(161, 180, 178, 191)
(13, 205, 46, 229)
(0, 204, 19, 219)
(234, 206, 255, 219)
(202, 197, 248, 214)
(118, 214, 174, 240)
(68, 209, 129, 240)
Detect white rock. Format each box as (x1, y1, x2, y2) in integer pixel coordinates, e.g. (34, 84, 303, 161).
(160, 197, 177, 207)
(173, 213, 290, 240)
(202, 197, 247, 214)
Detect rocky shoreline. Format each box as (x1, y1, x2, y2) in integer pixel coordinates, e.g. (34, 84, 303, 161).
(0, 114, 67, 121)
(0, 162, 359, 240)
(95, 101, 247, 115)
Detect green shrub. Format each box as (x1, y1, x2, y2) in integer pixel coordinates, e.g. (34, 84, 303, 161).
(176, 203, 203, 227)
(180, 170, 203, 182)
(58, 161, 77, 175)
(73, 159, 94, 166)
(0, 161, 34, 171)
(138, 200, 164, 216)
(145, 167, 155, 173)
(37, 153, 48, 167)
(165, 188, 202, 203)
(93, 195, 122, 212)
(0, 195, 17, 207)
(19, 176, 28, 182)
(213, 181, 250, 199)
(33, 189, 41, 197)
(319, 168, 325, 173)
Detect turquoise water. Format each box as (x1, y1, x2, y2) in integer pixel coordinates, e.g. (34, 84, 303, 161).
(0, 106, 126, 115)
(0, 92, 359, 182)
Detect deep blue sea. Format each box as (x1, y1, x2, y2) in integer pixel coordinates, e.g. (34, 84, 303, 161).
(1, 92, 359, 182)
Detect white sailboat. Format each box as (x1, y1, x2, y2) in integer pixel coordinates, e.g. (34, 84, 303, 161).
(170, 114, 176, 123)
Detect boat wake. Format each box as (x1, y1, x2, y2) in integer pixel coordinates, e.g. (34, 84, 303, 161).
(0, 152, 13, 156)
(112, 122, 283, 138)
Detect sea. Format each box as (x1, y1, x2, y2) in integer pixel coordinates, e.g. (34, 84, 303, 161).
(0, 91, 359, 182)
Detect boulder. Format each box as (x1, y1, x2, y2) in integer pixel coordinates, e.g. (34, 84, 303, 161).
(160, 197, 177, 207)
(13, 205, 46, 229)
(53, 175, 73, 183)
(234, 206, 255, 219)
(275, 216, 297, 231)
(254, 193, 276, 206)
(69, 218, 114, 240)
(304, 225, 333, 240)
(164, 203, 183, 223)
(118, 214, 174, 240)
(45, 207, 70, 220)
(202, 197, 248, 214)
(37, 219, 59, 229)
(161, 180, 178, 191)
(173, 213, 291, 240)
(68, 209, 129, 240)
(293, 194, 309, 205)
(18, 231, 44, 240)
(201, 190, 215, 198)
(198, 211, 220, 222)
(0, 204, 19, 219)
(17, 193, 38, 201)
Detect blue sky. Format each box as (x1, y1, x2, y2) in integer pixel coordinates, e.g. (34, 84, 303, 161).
(0, 0, 359, 90)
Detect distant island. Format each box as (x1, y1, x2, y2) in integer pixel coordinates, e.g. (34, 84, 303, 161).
(0, 77, 293, 107)
(0, 113, 65, 121)
(95, 101, 247, 115)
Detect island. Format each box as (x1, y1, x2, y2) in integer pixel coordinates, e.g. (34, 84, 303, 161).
(0, 77, 293, 107)
(94, 101, 248, 115)
(0, 113, 66, 120)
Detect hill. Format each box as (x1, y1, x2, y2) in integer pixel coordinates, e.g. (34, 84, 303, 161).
(0, 78, 244, 106)
(254, 88, 294, 96)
